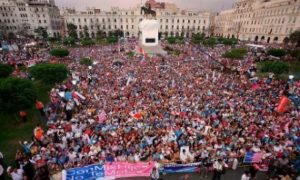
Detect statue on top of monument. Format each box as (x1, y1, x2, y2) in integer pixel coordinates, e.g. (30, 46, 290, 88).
(141, 2, 156, 18)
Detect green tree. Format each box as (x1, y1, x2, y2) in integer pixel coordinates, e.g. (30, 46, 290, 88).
(167, 36, 176, 44)
(63, 37, 75, 45)
(267, 49, 286, 57)
(50, 48, 70, 57)
(191, 33, 205, 44)
(81, 38, 95, 46)
(8, 32, 16, 40)
(83, 25, 89, 38)
(29, 63, 68, 85)
(67, 23, 78, 39)
(34, 27, 48, 39)
(0, 64, 14, 78)
(259, 61, 289, 75)
(290, 49, 300, 60)
(223, 48, 247, 59)
(0, 78, 38, 113)
(289, 30, 300, 47)
(80, 57, 92, 66)
(203, 37, 217, 47)
(96, 30, 106, 40)
(106, 36, 118, 44)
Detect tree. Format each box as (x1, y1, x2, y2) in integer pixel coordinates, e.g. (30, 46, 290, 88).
(29, 63, 68, 85)
(96, 30, 106, 40)
(63, 37, 75, 45)
(67, 23, 78, 39)
(267, 49, 286, 57)
(80, 57, 92, 66)
(191, 33, 205, 44)
(34, 27, 48, 39)
(289, 30, 300, 47)
(223, 48, 247, 59)
(203, 37, 217, 47)
(259, 61, 289, 75)
(106, 36, 118, 43)
(50, 48, 70, 57)
(8, 32, 16, 40)
(81, 38, 95, 46)
(167, 36, 177, 44)
(0, 64, 14, 78)
(0, 78, 38, 113)
(83, 25, 89, 38)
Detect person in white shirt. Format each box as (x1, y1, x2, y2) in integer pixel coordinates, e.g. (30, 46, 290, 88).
(151, 167, 160, 180)
(7, 167, 23, 180)
(212, 159, 224, 180)
(241, 171, 250, 180)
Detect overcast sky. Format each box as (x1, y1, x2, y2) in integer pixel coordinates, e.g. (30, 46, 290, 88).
(55, 0, 235, 12)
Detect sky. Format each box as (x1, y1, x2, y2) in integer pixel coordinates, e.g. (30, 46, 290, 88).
(55, 0, 235, 12)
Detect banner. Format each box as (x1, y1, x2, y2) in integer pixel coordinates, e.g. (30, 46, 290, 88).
(243, 152, 263, 163)
(63, 164, 105, 180)
(162, 163, 201, 173)
(104, 161, 155, 178)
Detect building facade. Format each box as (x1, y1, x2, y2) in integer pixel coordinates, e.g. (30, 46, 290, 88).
(215, 0, 300, 43)
(63, 0, 212, 38)
(0, 0, 64, 37)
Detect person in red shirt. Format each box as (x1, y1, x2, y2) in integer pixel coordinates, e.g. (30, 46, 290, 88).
(20, 111, 27, 123)
(35, 100, 45, 117)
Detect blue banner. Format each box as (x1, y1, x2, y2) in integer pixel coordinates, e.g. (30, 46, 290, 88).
(65, 164, 105, 180)
(162, 163, 201, 173)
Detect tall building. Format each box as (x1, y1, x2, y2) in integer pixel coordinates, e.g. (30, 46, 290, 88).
(215, 0, 300, 43)
(0, 0, 64, 37)
(63, 0, 212, 38)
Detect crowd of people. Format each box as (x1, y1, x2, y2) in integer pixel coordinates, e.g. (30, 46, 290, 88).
(1, 38, 299, 180)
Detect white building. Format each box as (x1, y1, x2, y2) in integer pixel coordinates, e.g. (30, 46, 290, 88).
(215, 0, 300, 43)
(63, 0, 212, 38)
(0, 0, 64, 37)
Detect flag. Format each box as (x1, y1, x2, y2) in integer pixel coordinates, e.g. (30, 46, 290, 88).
(277, 96, 289, 113)
(132, 113, 142, 119)
(253, 163, 269, 172)
(98, 111, 107, 123)
(243, 152, 263, 163)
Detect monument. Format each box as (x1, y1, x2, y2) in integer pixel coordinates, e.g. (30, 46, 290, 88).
(139, 3, 166, 55)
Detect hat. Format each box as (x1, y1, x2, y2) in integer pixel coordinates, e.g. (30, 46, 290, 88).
(6, 166, 12, 173)
(23, 141, 28, 145)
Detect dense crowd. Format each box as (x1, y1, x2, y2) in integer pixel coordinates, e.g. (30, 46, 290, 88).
(1, 39, 300, 180)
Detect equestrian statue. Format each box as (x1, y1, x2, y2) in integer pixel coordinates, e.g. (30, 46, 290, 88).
(141, 3, 156, 18)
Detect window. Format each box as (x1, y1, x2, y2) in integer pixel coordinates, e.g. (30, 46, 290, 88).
(204, 20, 206, 24)
(91, 25, 93, 29)
(78, 18, 81, 22)
(166, 25, 168, 29)
(39, 20, 41, 23)
(126, 25, 128, 29)
(166, 19, 168, 23)
(102, 18, 105, 22)
(44, 20, 46, 23)
(188, 20, 190, 23)
(114, 18, 116, 23)
(177, 19, 179, 23)
(108, 25, 111, 29)
(90, 18, 93, 22)
(103, 25, 105, 29)
(79, 25, 82, 29)
(132, 25, 134, 29)
(84, 18, 86, 23)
